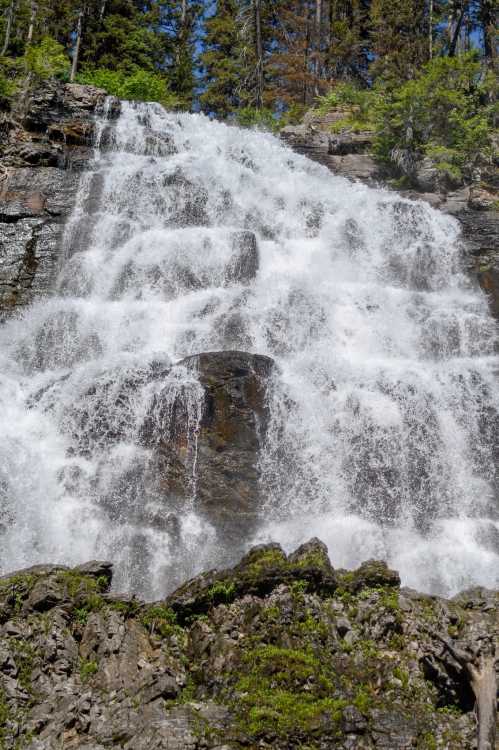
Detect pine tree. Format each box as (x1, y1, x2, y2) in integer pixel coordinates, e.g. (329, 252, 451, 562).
(369, 0, 430, 83)
(200, 0, 242, 117)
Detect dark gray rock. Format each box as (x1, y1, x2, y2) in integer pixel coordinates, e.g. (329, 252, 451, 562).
(0, 545, 494, 749)
(226, 231, 259, 284)
(144, 351, 274, 551)
(0, 82, 105, 317)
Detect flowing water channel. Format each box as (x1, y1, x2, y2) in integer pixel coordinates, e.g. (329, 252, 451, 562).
(0, 101, 497, 597)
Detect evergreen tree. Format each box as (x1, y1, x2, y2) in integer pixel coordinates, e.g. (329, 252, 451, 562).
(369, 0, 430, 83)
(200, 0, 242, 117)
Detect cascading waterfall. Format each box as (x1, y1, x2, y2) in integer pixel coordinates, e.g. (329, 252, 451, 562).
(0, 100, 497, 597)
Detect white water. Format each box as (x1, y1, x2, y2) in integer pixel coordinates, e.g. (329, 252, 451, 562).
(0, 101, 497, 597)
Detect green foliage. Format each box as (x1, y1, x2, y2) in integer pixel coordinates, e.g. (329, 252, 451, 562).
(233, 645, 347, 738)
(0, 67, 16, 106)
(206, 580, 236, 604)
(353, 685, 372, 714)
(79, 658, 98, 682)
(316, 53, 495, 184)
(234, 106, 278, 132)
(140, 605, 183, 638)
(374, 53, 494, 178)
(77, 68, 179, 109)
(24, 37, 69, 80)
(8, 639, 37, 693)
(200, 0, 242, 118)
(316, 83, 377, 133)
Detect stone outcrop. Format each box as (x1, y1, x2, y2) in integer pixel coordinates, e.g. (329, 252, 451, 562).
(143, 351, 274, 551)
(0, 81, 107, 314)
(281, 114, 499, 318)
(0, 540, 496, 749)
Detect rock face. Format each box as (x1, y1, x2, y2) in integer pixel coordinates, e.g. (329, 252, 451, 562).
(143, 351, 274, 551)
(0, 540, 496, 749)
(281, 115, 499, 318)
(0, 82, 107, 314)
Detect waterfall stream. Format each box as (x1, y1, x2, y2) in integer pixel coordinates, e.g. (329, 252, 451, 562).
(0, 101, 497, 597)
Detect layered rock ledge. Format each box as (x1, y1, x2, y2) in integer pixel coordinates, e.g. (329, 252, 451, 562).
(0, 82, 108, 314)
(281, 115, 499, 318)
(0, 540, 497, 749)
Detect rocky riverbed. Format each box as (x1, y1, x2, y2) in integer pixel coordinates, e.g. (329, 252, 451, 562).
(0, 540, 497, 749)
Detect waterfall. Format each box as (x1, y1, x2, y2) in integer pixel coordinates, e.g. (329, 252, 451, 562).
(0, 101, 497, 597)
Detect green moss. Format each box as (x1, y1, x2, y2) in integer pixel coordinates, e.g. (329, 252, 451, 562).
(108, 599, 142, 618)
(393, 666, 410, 690)
(295, 610, 330, 639)
(246, 549, 287, 577)
(0, 574, 36, 614)
(380, 590, 400, 611)
(79, 658, 98, 682)
(353, 685, 373, 714)
(417, 732, 437, 750)
(141, 605, 184, 639)
(206, 580, 236, 605)
(240, 690, 346, 737)
(57, 570, 106, 598)
(230, 644, 348, 740)
(261, 605, 280, 622)
(9, 639, 37, 694)
(289, 579, 308, 598)
(0, 687, 11, 746)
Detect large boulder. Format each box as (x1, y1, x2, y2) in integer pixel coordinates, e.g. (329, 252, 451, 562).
(143, 351, 274, 549)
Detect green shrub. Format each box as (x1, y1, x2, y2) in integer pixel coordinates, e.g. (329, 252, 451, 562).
(235, 106, 278, 131)
(77, 67, 179, 108)
(315, 82, 377, 132)
(24, 37, 69, 80)
(373, 52, 494, 176)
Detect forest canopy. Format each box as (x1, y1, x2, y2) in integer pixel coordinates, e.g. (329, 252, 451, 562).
(0, 0, 497, 168)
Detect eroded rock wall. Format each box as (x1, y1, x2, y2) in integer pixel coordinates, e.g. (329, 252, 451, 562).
(0, 82, 107, 314)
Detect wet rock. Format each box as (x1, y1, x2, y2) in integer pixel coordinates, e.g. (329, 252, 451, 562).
(0, 82, 104, 317)
(144, 351, 274, 552)
(226, 231, 259, 284)
(345, 560, 401, 593)
(281, 121, 381, 183)
(73, 561, 113, 590)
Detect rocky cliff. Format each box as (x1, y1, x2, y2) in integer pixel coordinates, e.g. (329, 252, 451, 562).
(281, 113, 499, 318)
(0, 86, 497, 749)
(0, 540, 497, 749)
(0, 82, 107, 315)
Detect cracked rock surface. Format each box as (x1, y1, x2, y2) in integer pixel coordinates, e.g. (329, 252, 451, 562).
(0, 540, 496, 749)
(0, 82, 107, 316)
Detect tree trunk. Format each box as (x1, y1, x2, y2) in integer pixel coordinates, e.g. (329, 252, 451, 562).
(314, 0, 322, 94)
(254, 0, 263, 109)
(26, 0, 37, 45)
(467, 657, 497, 750)
(181, 0, 187, 26)
(434, 634, 497, 750)
(1, 0, 15, 56)
(448, 1, 466, 57)
(70, 8, 84, 83)
(99, 0, 106, 22)
(428, 0, 433, 59)
(480, 0, 497, 70)
(304, 3, 311, 105)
